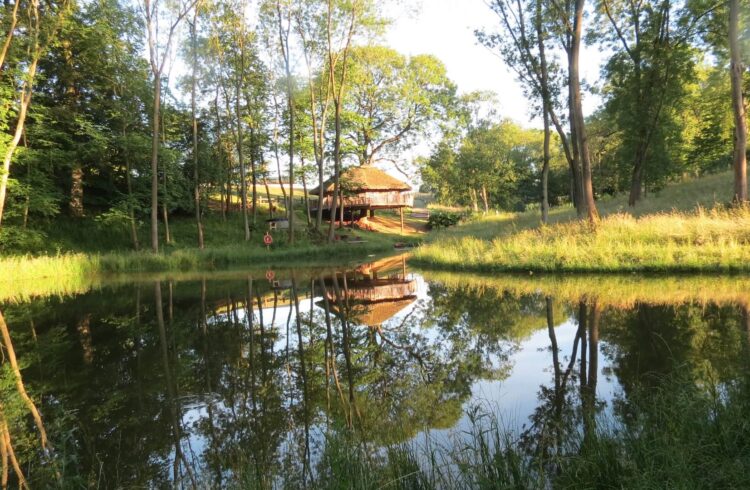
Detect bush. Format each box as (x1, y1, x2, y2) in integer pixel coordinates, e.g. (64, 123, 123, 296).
(427, 211, 465, 230)
(0, 226, 47, 253)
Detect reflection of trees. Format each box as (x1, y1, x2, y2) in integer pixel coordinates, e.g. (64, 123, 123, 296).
(519, 299, 601, 469)
(0, 308, 51, 488)
(13, 267, 750, 486)
(520, 297, 750, 480)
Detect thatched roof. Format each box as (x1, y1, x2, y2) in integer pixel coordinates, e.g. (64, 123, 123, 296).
(311, 166, 412, 195)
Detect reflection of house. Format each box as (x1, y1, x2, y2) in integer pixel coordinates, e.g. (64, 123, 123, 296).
(311, 166, 413, 219)
(323, 256, 416, 327)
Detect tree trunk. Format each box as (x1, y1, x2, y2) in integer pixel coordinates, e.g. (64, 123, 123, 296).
(480, 185, 489, 213)
(149, 75, 161, 253)
(161, 112, 171, 245)
(191, 15, 204, 249)
(236, 85, 250, 241)
(69, 165, 84, 217)
(0, 53, 39, 230)
(628, 153, 645, 206)
(328, 99, 343, 241)
(263, 177, 274, 218)
(214, 92, 227, 221)
(571, 0, 599, 222)
(537, 0, 551, 224)
(470, 188, 479, 212)
(123, 131, 140, 251)
(338, 187, 345, 229)
(250, 127, 258, 228)
(730, 0, 747, 203)
(282, 56, 295, 243)
(541, 109, 551, 223)
(301, 162, 311, 226)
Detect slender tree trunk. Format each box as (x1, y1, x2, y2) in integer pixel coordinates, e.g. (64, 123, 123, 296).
(470, 188, 479, 212)
(326, 4, 356, 242)
(250, 128, 258, 227)
(571, 0, 598, 222)
(271, 92, 288, 208)
(150, 75, 161, 252)
(0, 0, 20, 74)
(541, 108, 551, 223)
(0, 6, 42, 230)
(263, 177, 274, 218)
(0, 61, 38, 230)
(274, 2, 295, 243)
(236, 85, 250, 241)
(537, 0, 551, 224)
(301, 159, 311, 226)
(480, 185, 489, 213)
(21, 130, 29, 229)
(213, 91, 227, 221)
(191, 14, 204, 249)
(328, 99, 343, 241)
(123, 130, 140, 250)
(161, 154, 171, 244)
(730, 0, 747, 203)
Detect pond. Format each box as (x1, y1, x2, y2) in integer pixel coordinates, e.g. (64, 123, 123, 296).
(2, 255, 750, 488)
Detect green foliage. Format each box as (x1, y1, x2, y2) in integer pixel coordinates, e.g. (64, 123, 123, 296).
(423, 118, 569, 212)
(427, 211, 464, 230)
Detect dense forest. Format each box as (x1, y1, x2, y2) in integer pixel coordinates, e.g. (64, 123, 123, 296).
(0, 0, 747, 254)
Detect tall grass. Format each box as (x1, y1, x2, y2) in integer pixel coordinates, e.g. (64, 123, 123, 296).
(414, 206, 750, 272)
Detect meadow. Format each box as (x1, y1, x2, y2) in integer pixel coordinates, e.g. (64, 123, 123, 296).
(414, 171, 750, 272)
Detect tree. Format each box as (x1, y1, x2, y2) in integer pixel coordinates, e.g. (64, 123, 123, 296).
(343, 46, 456, 171)
(567, 0, 599, 222)
(324, 0, 383, 242)
(189, 0, 205, 248)
(479, 0, 572, 222)
(594, 0, 696, 206)
(729, 0, 747, 203)
(0, 0, 71, 230)
(141, 0, 197, 252)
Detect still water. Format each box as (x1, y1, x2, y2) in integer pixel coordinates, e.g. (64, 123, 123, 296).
(1, 255, 749, 487)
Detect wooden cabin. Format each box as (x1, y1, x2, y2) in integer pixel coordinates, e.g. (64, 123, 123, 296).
(311, 165, 413, 219)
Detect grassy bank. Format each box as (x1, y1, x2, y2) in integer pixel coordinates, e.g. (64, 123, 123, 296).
(1, 208, 424, 289)
(414, 171, 750, 272)
(1, 238, 405, 287)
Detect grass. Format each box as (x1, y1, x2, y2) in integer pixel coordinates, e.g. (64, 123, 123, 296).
(414, 171, 750, 272)
(0, 208, 426, 299)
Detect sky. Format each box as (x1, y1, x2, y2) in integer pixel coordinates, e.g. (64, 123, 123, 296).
(385, 0, 606, 126)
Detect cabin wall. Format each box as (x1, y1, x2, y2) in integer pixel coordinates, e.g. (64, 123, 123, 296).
(319, 191, 413, 210)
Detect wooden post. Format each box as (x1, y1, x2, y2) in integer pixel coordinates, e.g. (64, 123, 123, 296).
(399, 207, 404, 235)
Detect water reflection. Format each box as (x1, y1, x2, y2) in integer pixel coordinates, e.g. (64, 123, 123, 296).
(1, 258, 750, 487)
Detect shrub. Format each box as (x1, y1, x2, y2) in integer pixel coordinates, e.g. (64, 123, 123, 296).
(427, 211, 464, 230)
